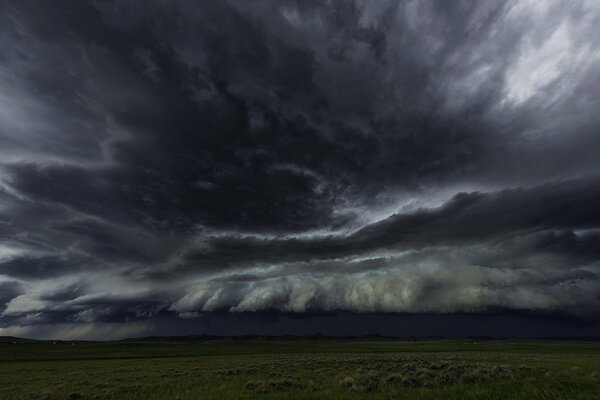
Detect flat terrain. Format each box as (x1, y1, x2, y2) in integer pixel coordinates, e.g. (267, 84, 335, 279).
(1, 337, 600, 399)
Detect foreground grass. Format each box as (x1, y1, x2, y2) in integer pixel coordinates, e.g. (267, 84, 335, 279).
(1, 338, 599, 399)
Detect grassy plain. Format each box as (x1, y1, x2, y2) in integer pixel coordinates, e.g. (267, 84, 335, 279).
(1, 336, 599, 399)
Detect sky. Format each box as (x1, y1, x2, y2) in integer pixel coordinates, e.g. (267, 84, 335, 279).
(1, 0, 600, 340)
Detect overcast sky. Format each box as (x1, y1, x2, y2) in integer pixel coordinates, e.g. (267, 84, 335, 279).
(1, 0, 600, 340)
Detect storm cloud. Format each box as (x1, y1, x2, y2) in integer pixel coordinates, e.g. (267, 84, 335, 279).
(1, 0, 600, 339)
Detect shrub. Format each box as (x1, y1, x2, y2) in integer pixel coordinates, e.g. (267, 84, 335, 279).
(339, 376, 355, 389)
(243, 380, 264, 391)
(384, 374, 403, 385)
(27, 394, 51, 400)
(400, 375, 419, 387)
(268, 377, 301, 391)
(64, 394, 84, 400)
(363, 370, 380, 391)
(306, 380, 318, 392)
(93, 383, 110, 389)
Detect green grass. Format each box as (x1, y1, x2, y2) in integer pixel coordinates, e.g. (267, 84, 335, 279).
(1, 338, 600, 399)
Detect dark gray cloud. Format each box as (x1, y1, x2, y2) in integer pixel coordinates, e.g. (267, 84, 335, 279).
(174, 177, 600, 271)
(1, 0, 600, 339)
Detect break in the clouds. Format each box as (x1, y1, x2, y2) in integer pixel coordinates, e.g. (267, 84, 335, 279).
(1, 0, 600, 339)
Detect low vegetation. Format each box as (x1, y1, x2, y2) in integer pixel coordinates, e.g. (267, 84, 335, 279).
(1, 338, 599, 399)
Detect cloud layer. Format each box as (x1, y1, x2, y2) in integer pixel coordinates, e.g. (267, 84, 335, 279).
(1, 0, 600, 338)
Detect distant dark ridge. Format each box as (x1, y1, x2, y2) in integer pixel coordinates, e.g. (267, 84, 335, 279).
(4, 335, 600, 343)
(0, 336, 40, 343)
(120, 334, 475, 342)
(119, 334, 600, 342)
(0, 334, 454, 343)
(120, 334, 406, 342)
(535, 336, 600, 341)
(0, 336, 92, 344)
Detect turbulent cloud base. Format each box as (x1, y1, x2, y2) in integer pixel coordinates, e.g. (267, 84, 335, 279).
(1, 0, 600, 339)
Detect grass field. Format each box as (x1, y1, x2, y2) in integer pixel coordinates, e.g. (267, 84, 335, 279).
(1, 336, 600, 399)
